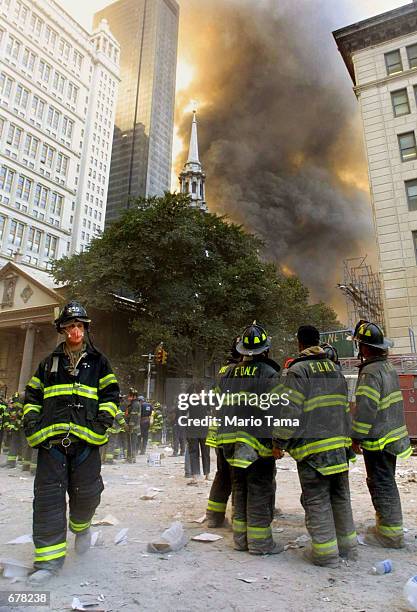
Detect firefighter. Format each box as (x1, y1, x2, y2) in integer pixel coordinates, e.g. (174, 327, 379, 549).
(23, 300, 119, 584)
(206, 336, 241, 528)
(125, 389, 141, 462)
(104, 408, 126, 464)
(216, 323, 283, 555)
(0, 392, 7, 453)
(139, 396, 153, 455)
(273, 326, 357, 568)
(351, 320, 411, 548)
(3, 393, 23, 468)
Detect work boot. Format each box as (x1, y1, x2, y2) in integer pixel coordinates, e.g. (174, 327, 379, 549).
(28, 569, 55, 584)
(303, 548, 340, 568)
(339, 547, 358, 561)
(75, 530, 91, 555)
(364, 526, 404, 549)
(249, 542, 284, 556)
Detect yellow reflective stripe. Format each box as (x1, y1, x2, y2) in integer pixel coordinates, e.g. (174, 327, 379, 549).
(378, 391, 403, 411)
(27, 422, 108, 447)
(226, 458, 252, 468)
(361, 426, 408, 451)
(282, 386, 305, 406)
(99, 373, 118, 390)
(352, 420, 372, 434)
(23, 404, 42, 416)
(247, 526, 272, 539)
(69, 518, 91, 532)
(304, 394, 348, 413)
(207, 500, 227, 512)
(289, 437, 351, 461)
(44, 384, 98, 400)
(34, 541, 67, 561)
(311, 539, 337, 555)
(99, 402, 117, 418)
(233, 519, 247, 533)
(317, 462, 349, 475)
(338, 531, 357, 544)
(377, 524, 403, 535)
(28, 376, 43, 390)
(398, 445, 413, 459)
(216, 431, 272, 456)
(356, 385, 380, 403)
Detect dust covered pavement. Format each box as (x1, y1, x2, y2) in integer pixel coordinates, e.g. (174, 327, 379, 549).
(1, 450, 417, 611)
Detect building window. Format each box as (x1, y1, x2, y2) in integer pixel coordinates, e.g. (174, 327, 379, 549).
(47, 106, 60, 130)
(34, 184, 48, 209)
(22, 48, 36, 72)
(73, 50, 83, 71)
(407, 44, 417, 70)
(30, 14, 43, 37)
(385, 49, 403, 76)
(56, 153, 68, 176)
(44, 234, 57, 258)
(67, 82, 78, 104)
(0, 72, 13, 98)
(6, 124, 22, 148)
(391, 89, 410, 117)
(50, 192, 63, 216)
(6, 35, 21, 60)
(9, 220, 24, 246)
(27, 227, 42, 252)
(45, 26, 57, 49)
(0, 215, 5, 241)
(15, 84, 29, 108)
(62, 116, 74, 139)
(40, 144, 55, 168)
(23, 133, 39, 158)
(0, 165, 15, 192)
(14, 1, 28, 23)
(31, 95, 45, 120)
(398, 132, 417, 161)
(52, 71, 66, 94)
(39, 60, 51, 84)
(58, 39, 71, 61)
(16, 175, 32, 201)
(405, 180, 417, 211)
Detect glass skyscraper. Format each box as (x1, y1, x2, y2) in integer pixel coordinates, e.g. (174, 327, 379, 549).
(93, 0, 179, 224)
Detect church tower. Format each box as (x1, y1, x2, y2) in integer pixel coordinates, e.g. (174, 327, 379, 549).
(179, 111, 207, 212)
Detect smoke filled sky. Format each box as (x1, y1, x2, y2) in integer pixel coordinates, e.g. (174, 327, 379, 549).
(62, 0, 407, 317)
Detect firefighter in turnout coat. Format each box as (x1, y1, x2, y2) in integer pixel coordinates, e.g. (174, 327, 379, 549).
(23, 301, 119, 583)
(273, 326, 357, 568)
(351, 320, 411, 549)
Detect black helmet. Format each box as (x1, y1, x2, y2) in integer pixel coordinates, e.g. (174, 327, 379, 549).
(55, 300, 91, 333)
(352, 320, 393, 350)
(320, 342, 339, 364)
(236, 323, 271, 356)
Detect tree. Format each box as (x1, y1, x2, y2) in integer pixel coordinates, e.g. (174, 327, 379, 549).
(52, 193, 341, 375)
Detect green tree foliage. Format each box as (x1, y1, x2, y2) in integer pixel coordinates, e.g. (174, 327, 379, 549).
(52, 193, 341, 374)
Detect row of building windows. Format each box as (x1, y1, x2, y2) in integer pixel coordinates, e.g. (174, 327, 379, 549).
(3, 32, 80, 105)
(0, 117, 70, 179)
(0, 164, 64, 220)
(391, 85, 417, 117)
(0, 214, 59, 261)
(0, 72, 75, 145)
(385, 44, 417, 76)
(3, 0, 85, 73)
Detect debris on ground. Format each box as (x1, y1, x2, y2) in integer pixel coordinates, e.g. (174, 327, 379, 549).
(147, 521, 188, 553)
(192, 533, 223, 542)
(92, 514, 120, 526)
(114, 528, 129, 545)
(7, 534, 33, 544)
(0, 558, 32, 578)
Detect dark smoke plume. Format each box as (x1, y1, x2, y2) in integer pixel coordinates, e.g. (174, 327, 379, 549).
(175, 0, 375, 314)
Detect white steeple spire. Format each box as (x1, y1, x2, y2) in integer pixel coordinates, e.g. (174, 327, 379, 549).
(179, 110, 207, 212)
(187, 110, 200, 165)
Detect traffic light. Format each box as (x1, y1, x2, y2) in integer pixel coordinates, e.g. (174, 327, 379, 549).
(155, 347, 163, 364)
(161, 349, 168, 365)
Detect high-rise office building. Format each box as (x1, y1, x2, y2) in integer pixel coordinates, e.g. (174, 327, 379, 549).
(0, 0, 120, 269)
(334, 1, 417, 353)
(93, 0, 179, 224)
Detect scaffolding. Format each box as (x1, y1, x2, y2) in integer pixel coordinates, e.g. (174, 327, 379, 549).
(337, 256, 384, 330)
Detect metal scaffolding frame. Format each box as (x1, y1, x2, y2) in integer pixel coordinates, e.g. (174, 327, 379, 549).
(337, 256, 384, 330)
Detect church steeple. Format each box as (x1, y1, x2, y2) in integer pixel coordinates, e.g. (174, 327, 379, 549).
(179, 110, 207, 212)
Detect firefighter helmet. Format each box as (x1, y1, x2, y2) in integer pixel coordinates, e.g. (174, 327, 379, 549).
(320, 343, 339, 364)
(352, 320, 393, 350)
(55, 301, 91, 333)
(236, 323, 271, 356)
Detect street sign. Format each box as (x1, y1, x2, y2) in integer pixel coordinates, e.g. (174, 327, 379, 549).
(320, 329, 354, 358)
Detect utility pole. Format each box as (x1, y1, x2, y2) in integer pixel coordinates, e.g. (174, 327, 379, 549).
(142, 353, 154, 399)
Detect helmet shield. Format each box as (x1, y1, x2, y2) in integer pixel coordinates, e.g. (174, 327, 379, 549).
(236, 324, 271, 356)
(352, 320, 393, 350)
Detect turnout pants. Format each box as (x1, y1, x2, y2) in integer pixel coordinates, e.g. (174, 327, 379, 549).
(7, 430, 21, 467)
(33, 443, 103, 571)
(363, 449, 404, 548)
(173, 423, 186, 455)
(140, 418, 150, 454)
(188, 438, 210, 477)
(297, 461, 357, 565)
(126, 429, 138, 462)
(232, 457, 275, 554)
(207, 448, 232, 525)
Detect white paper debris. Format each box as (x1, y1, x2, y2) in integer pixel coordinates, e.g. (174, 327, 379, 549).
(7, 534, 33, 544)
(90, 530, 103, 547)
(192, 533, 223, 542)
(357, 534, 368, 546)
(0, 558, 32, 579)
(114, 528, 129, 545)
(192, 515, 207, 524)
